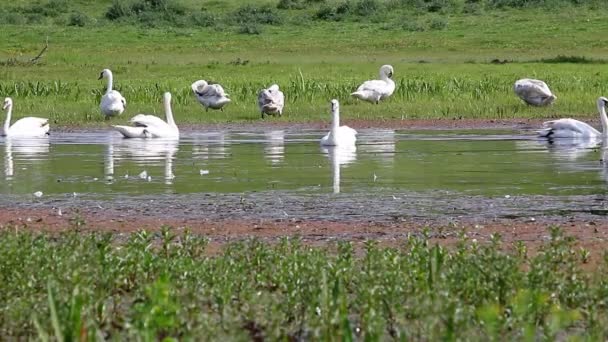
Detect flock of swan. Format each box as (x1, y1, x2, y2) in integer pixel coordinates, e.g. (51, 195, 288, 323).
(2, 64, 607, 146)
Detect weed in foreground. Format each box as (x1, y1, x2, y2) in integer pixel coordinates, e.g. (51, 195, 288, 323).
(0, 226, 606, 339)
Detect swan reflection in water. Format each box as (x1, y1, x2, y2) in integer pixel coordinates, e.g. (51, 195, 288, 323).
(264, 130, 285, 165)
(321, 145, 357, 194)
(105, 134, 179, 185)
(517, 137, 601, 162)
(358, 129, 395, 163)
(4, 137, 50, 180)
(191, 132, 230, 161)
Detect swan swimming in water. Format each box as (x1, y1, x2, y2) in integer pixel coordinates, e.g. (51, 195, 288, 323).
(320, 99, 357, 146)
(191, 80, 231, 111)
(514, 78, 556, 106)
(538, 96, 608, 139)
(113, 92, 178, 139)
(2, 97, 49, 138)
(258, 84, 285, 118)
(98, 69, 127, 117)
(351, 65, 395, 104)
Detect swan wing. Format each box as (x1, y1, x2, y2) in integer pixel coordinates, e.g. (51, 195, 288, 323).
(193, 82, 227, 98)
(258, 89, 284, 113)
(113, 125, 149, 138)
(9, 117, 49, 137)
(101, 90, 126, 115)
(356, 79, 387, 93)
(514, 79, 554, 104)
(538, 118, 600, 138)
(130, 114, 167, 128)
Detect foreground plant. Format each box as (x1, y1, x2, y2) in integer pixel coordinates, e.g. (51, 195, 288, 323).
(0, 226, 605, 339)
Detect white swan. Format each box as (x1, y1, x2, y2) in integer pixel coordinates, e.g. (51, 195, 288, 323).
(320, 99, 357, 146)
(538, 97, 608, 139)
(258, 84, 285, 118)
(351, 65, 395, 104)
(514, 78, 556, 106)
(2, 98, 49, 137)
(113, 92, 178, 139)
(191, 80, 231, 111)
(99, 69, 127, 117)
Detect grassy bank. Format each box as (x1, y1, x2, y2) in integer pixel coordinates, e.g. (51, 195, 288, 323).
(0, 2, 607, 126)
(0, 226, 605, 339)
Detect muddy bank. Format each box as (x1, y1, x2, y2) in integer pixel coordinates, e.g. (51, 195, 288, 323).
(1, 191, 606, 251)
(55, 118, 552, 133)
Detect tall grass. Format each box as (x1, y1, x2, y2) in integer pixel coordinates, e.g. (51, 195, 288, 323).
(0, 225, 606, 339)
(2, 63, 608, 125)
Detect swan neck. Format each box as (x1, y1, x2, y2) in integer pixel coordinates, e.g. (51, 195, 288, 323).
(331, 108, 340, 133)
(106, 72, 113, 93)
(3, 105, 11, 135)
(165, 96, 175, 127)
(600, 102, 608, 135)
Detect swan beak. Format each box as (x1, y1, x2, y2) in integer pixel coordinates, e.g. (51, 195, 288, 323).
(388, 71, 393, 78)
(97, 73, 103, 80)
(2, 104, 7, 110)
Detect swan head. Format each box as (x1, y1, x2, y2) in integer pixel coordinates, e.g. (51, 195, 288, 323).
(98, 69, 112, 80)
(330, 99, 339, 113)
(191, 80, 208, 93)
(2, 97, 12, 110)
(268, 84, 280, 92)
(598, 96, 608, 108)
(380, 65, 394, 79)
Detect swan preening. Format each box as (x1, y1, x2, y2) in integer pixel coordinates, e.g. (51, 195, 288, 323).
(2, 97, 50, 138)
(258, 84, 285, 118)
(514, 78, 556, 106)
(99, 69, 127, 117)
(320, 99, 357, 146)
(351, 65, 395, 104)
(191, 80, 231, 111)
(538, 96, 608, 139)
(113, 92, 178, 139)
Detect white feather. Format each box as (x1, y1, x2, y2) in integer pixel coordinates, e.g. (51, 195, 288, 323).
(113, 92, 178, 139)
(258, 84, 285, 117)
(538, 97, 608, 138)
(2, 98, 49, 138)
(191, 80, 231, 111)
(320, 99, 357, 146)
(99, 69, 126, 117)
(514, 78, 556, 106)
(351, 65, 396, 104)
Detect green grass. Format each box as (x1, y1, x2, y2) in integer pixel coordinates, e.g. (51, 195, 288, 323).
(0, 225, 606, 339)
(0, 4, 608, 126)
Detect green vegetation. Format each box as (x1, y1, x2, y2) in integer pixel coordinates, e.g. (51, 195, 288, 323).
(0, 225, 606, 339)
(0, 1, 607, 126)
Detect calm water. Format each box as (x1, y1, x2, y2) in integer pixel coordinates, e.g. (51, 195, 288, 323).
(1, 129, 607, 198)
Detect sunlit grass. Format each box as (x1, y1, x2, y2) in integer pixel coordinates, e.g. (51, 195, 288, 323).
(0, 225, 605, 339)
(0, 7, 607, 126)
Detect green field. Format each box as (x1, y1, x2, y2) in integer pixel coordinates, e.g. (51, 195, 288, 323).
(1, 225, 605, 340)
(1, 1, 608, 126)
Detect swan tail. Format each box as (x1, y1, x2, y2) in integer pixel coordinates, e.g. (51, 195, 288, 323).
(537, 128, 553, 138)
(351, 91, 365, 100)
